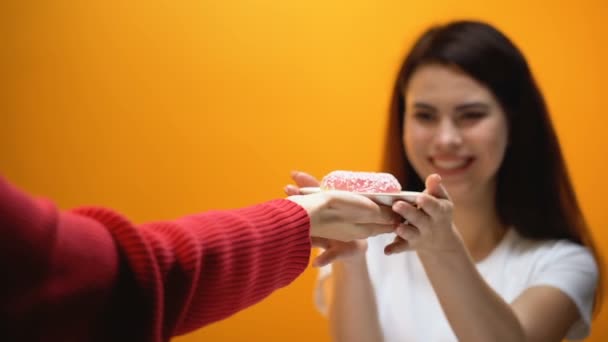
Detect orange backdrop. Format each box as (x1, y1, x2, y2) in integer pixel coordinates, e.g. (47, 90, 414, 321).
(2, 0, 607, 341)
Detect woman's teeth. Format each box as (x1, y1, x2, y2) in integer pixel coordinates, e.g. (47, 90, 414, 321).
(432, 159, 469, 170)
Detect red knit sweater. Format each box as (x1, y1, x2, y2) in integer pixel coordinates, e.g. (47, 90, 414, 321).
(0, 177, 311, 341)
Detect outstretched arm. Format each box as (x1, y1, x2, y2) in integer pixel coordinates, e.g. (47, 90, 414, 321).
(0, 177, 310, 341)
(0, 175, 397, 341)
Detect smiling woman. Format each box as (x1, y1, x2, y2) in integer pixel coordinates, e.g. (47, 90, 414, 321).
(3, 0, 608, 341)
(312, 20, 603, 342)
(404, 64, 509, 197)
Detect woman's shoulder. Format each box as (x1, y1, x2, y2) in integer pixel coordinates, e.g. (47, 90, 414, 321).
(503, 228, 596, 271)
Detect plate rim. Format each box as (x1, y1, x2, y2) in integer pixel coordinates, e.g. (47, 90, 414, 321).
(298, 186, 421, 198)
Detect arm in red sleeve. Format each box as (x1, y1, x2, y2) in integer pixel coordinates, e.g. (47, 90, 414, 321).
(0, 176, 312, 342)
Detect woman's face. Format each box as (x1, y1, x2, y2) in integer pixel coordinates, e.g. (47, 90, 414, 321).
(403, 64, 509, 201)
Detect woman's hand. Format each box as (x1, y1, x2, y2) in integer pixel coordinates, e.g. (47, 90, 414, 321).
(384, 174, 462, 255)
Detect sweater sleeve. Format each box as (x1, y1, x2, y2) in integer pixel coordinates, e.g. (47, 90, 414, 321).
(0, 176, 311, 342)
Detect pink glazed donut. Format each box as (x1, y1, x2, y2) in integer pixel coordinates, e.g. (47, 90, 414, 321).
(320, 170, 401, 193)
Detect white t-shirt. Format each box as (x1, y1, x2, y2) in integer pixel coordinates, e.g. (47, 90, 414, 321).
(315, 229, 598, 341)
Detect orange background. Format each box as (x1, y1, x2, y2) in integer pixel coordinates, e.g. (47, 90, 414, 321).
(2, 0, 607, 341)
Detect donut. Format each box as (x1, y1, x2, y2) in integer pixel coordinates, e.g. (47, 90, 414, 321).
(320, 170, 401, 193)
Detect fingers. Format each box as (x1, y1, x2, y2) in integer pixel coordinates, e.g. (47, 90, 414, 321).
(392, 200, 429, 230)
(284, 171, 319, 195)
(414, 193, 443, 218)
(384, 222, 421, 255)
(384, 235, 411, 255)
(327, 191, 399, 225)
(366, 203, 402, 226)
(396, 223, 420, 241)
(291, 170, 320, 187)
(311, 241, 360, 267)
(284, 184, 301, 196)
(353, 223, 397, 239)
(311, 237, 330, 249)
(379, 205, 403, 225)
(312, 249, 338, 267)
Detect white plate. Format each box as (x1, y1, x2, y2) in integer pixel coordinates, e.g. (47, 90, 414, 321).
(298, 187, 421, 206)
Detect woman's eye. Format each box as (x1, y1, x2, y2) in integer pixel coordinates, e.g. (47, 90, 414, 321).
(460, 111, 487, 121)
(413, 111, 436, 122)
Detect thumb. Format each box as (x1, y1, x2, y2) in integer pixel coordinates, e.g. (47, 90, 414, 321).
(312, 249, 339, 267)
(291, 170, 320, 187)
(424, 174, 450, 200)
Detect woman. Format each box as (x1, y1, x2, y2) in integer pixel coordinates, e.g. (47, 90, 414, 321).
(290, 20, 601, 341)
